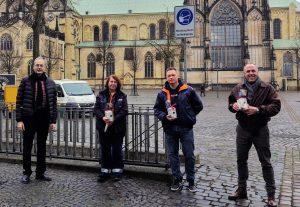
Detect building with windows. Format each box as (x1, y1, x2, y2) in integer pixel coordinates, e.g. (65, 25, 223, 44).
(0, 0, 66, 79)
(183, 0, 274, 90)
(0, 0, 299, 90)
(71, 0, 183, 89)
(270, 0, 300, 91)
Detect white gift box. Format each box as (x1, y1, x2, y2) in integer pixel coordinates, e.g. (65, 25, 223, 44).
(237, 98, 249, 110)
(105, 110, 114, 122)
(167, 107, 177, 118)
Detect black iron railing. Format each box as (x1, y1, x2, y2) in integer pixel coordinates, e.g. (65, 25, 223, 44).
(0, 104, 168, 168)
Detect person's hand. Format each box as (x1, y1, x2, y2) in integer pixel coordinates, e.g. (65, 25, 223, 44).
(232, 102, 240, 112)
(166, 115, 177, 121)
(103, 117, 113, 125)
(49, 123, 56, 132)
(243, 106, 259, 116)
(17, 122, 25, 131)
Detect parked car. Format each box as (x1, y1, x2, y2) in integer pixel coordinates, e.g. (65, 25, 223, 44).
(54, 80, 96, 118)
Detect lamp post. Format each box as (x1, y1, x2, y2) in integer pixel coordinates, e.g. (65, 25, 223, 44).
(296, 49, 299, 91)
(73, 60, 81, 80)
(76, 65, 81, 80)
(183, 39, 190, 83)
(270, 45, 276, 87)
(213, 62, 221, 98)
(244, 37, 250, 65)
(217, 62, 222, 98)
(204, 37, 210, 85)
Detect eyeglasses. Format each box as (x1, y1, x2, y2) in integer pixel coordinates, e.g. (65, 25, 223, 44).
(35, 64, 44, 67)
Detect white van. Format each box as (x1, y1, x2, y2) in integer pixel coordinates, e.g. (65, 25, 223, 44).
(54, 80, 96, 108)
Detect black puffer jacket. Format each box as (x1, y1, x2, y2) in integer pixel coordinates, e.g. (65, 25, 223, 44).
(16, 73, 57, 123)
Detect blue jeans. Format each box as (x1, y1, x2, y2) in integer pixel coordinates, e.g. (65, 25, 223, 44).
(165, 126, 195, 181)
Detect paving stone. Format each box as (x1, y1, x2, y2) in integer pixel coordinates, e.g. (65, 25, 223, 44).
(0, 91, 300, 206)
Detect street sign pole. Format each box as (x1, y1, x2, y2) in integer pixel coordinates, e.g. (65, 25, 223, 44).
(174, 5, 195, 84)
(184, 38, 187, 83)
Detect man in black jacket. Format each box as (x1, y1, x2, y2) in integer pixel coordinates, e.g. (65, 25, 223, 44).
(228, 64, 280, 207)
(16, 57, 57, 184)
(154, 67, 203, 192)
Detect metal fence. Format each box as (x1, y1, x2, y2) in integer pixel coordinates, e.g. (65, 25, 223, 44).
(0, 104, 168, 168)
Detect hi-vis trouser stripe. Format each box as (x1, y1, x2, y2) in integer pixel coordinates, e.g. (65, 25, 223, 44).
(101, 168, 110, 173)
(112, 168, 123, 173)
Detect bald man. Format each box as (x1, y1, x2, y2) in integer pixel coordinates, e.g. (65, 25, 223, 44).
(228, 64, 281, 207)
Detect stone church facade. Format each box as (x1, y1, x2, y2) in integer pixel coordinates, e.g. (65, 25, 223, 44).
(0, 0, 299, 90)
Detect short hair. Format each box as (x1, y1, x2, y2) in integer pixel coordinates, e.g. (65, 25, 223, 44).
(105, 75, 121, 91)
(34, 56, 46, 67)
(166, 67, 177, 72)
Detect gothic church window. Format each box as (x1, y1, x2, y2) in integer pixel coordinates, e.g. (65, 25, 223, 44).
(106, 53, 115, 76)
(1, 34, 12, 50)
(87, 54, 96, 78)
(27, 60, 33, 75)
(94, 26, 99, 41)
(169, 23, 175, 38)
(273, 19, 281, 39)
(248, 10, 263, 67)
(283, 52, 293, 78)
(112, 26, 118, 41)
(26, 33, 33, 50)
(102, 22, 109, 41)
(159, 20, 166, 39)
(144, 52, 153, 78)
(210, 1, 242, 68)
(150, 24, 156, 40)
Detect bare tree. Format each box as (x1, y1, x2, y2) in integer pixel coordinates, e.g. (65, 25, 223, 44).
(0, 49, 22, 74)
(42, 38, 60, 77)
(96, 40, 112, 90)
(0, 0, 67, 60)
(148, 12, 181, 78)
(126, 40, 143, 96)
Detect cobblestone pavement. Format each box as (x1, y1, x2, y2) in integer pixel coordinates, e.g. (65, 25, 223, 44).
(0, 90, 299, 207)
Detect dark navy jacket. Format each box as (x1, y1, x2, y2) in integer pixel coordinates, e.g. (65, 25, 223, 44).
(94, 89, 128, 136)
(154, 81, 203, 129)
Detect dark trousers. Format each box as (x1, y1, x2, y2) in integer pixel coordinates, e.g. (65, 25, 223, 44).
(236, 124, 275, 196)
(99, 128, 124, 173)
(22, 112, 49, 176)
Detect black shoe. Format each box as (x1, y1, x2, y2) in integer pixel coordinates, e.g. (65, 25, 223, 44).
(187, 180, 197, 192)
(170, 177, 182, 192)
(112, 173, 122, 182)
(97, 173, 110, 183)
(21, 175, 30, 184)
(228, 187, 247, 200)
(267, 196, 277, 207)
(36, 175, 52, 181)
